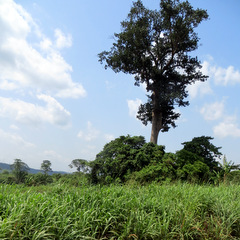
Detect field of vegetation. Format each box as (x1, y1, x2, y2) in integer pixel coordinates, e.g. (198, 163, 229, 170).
(0, 182, 240, 240)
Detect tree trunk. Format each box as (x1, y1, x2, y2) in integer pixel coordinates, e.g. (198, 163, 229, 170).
(150, 110, 162, 144)
(150, 91, 162, 144)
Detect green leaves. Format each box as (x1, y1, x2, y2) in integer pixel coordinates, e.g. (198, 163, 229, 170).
(99, 0, 209, 143)
(10, 159, 29, 183)
(91, 135, 147, 184)
(41, 160, 52, 175)
(182, 136, 222, 171)
(1, 183, 240, 239)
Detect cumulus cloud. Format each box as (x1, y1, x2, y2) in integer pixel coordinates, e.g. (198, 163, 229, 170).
(200, 100, 240, 138)
(213, 116, 240, 138)
(187, 80, 212, 99)
(204, 61, 240, 86)
(0, 0, 86, 98)
(127, 98, 142, 118)
(0, 95, 71, 127)
(187, 59, 240, 98)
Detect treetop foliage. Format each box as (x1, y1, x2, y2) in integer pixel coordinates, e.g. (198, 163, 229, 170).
(41, 160, 52, 175)
(181, 136, 222, 171)
(89, 135, 225, 184)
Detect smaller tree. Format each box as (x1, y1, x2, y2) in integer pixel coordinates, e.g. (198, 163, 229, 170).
(11, 159, 29, 183)
(219, 155, 240, 184)
(90, 135, 166, 184)
(175, 149, 210, 182)
(90, 135, 147, 184)
(181, 136, 222, 172)
(69, 159, 89, 173)
(41, 160, 52, 175)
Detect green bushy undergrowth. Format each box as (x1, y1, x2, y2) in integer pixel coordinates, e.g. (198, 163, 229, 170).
(0, 182, 239, 239)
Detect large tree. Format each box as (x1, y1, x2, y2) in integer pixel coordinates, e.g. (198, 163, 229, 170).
(99, 0, 208, 144)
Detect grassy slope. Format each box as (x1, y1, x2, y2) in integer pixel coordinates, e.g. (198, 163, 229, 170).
(0, 183, 239, 239)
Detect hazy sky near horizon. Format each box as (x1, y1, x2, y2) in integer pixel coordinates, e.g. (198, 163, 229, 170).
(0, 0, 240, 171)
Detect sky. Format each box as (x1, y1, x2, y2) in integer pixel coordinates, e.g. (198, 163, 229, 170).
(0, 0, 240, 172)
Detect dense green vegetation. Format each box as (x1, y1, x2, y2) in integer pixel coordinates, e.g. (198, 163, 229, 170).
(0, 134, 240, 239)
(0, 182, 240, 239)
(1, 135, 239, 186)
(89, 135, 239, 185)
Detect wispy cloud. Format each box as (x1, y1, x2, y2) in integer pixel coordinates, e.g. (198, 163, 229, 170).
(77, 121, 100, 142)
(0, 128, 35, 148)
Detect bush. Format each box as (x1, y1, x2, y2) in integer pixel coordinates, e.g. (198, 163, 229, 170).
(25, 173, 53, 186)
(225, 170, 240, 184)
(131, 153, 177, 184)
(58, 172, 89, 186)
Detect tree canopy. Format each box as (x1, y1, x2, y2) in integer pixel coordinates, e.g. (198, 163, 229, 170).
(99, 0, 208, 144)
(181, 136, 222, 172)
(11, 159, 29, 183)
(69, 159, 89, 173)
(89, 135, 227, 184)
(41, 160, 52, 175)
(90, 135, 165, 184)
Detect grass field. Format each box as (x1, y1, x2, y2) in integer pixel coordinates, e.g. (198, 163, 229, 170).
(0, 182, 239, 239)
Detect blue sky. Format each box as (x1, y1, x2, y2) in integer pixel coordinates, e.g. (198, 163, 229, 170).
(0, 0, 240, 171)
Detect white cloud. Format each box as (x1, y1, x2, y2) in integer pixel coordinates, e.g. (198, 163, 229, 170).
(127, 98, 142, 118)
(54, 28, 72, 49)
(37, 94, 71, 126)
(0, 95, 71, 127)
(55, 82, 86, 99)
(187, 66, 212, 99)
(212, 65, 240, 86)
(187, 59, 240, 98)
(0, 0, 86, 98)
(201, 60, 240, 86)
(213, 116, 240, 138)
(200, 99, 240, 138)
(39, 37, 52, 50)
(200, 101, 225, 121)
(77, 121, 100, 142)
(187, 81, 212, 99)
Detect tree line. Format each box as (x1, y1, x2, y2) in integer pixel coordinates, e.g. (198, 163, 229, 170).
(1, 135, 240, 185)
(72, 135, 240, 185)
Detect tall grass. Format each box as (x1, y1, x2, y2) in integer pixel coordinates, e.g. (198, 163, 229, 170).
(0, 183, 239, 239)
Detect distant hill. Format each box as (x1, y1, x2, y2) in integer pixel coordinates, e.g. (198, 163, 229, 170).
(0, 162, 67, 175)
